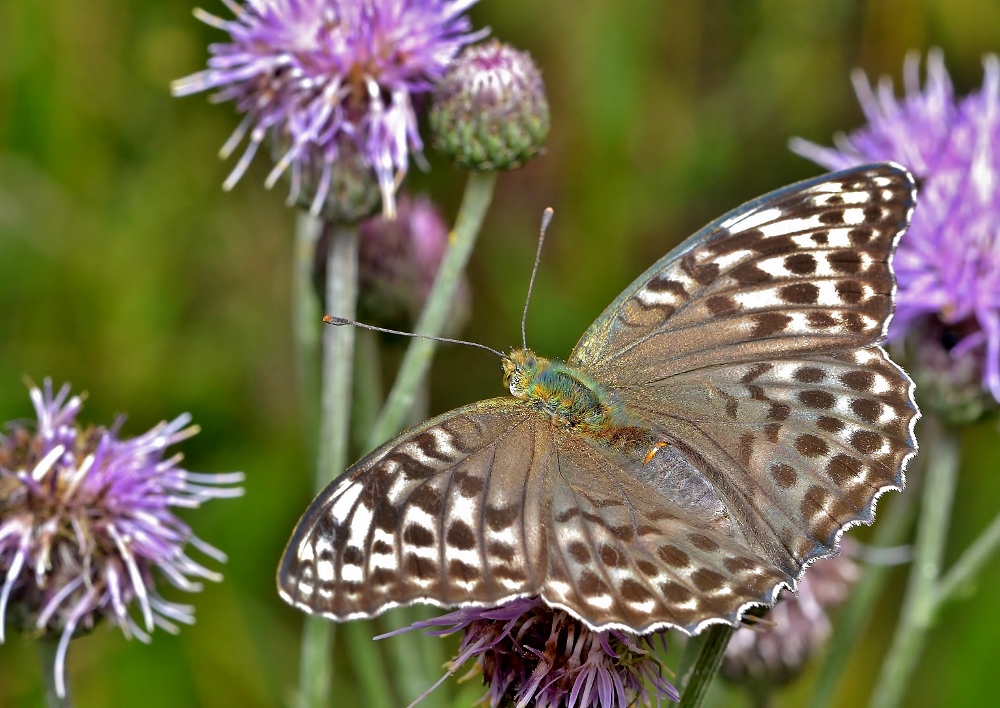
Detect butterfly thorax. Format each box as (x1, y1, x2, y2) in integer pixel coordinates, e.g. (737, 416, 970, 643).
(503, 349, 640, 438)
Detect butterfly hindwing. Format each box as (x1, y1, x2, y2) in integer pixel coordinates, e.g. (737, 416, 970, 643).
(541, 431, 792, 633)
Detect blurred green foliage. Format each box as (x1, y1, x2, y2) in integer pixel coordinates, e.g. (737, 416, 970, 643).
(1, 0, 999, 706)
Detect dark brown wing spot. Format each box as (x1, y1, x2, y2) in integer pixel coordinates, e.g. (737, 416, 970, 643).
(737, 433, 754, 465)
(836, 280, 864, 304)
(767, 403, 791, 421)
(404, 554, 437, 580)
(707, 295, 740, 316)
(850, 227, 873, 245)
(568, 541, 590, 563)
(795, 434, 829, 458)
(827, 454, 863, 485)
(446, 521, 477, 550)
(448, 559, 477, 582)
(486, 504, 520, 531)
(808, 312, 837, 329)
(657, 544, 690, 568)
(691, 568, 727, 592)
(682, 255, 720, 285)
(647, 275, 688, 297)
(487, 542, 515, 562)
(830, 252, 863, 275)
(636, 559, 659, 577)
(600, 544, 627, 568)
(403, 525, 435, 548)
(578, 571, 609, 595)
(620, 578, 654, 603)
(752, 313, 791, 338)
(781, 283, 820, 304)
(741, 363, 773, 384)
(794, 367, 826, 383)
(660, 581, 693, 604)
(841, 370, 875, 392)
(455, 470, 485, 497)
(785, 253, 816, 275)
(850, 398, 881, 424)
(771, 463, 797, 489)
(850, 430, 883, 454)
(409, 486, 442, 514)
(799, 389, 836, 409)
(730, 263, 771, 285)
(817, 415, 845, 433)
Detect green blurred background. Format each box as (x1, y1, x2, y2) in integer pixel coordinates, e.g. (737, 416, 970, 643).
(2, 0, 999, 705)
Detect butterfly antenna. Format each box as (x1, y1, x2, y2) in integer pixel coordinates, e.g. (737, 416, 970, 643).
(323, 316, 506, 359)
(522, 207, 554, 349)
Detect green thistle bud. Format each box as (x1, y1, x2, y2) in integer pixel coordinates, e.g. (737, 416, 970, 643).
(430, 41, 550, 171)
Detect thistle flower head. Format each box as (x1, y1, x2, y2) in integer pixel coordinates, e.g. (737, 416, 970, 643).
(385, 597, 679, 707)
(172, 0, 487, 219)
(0, 381, 244, 697)
(430, 40, 550, 171)
(791, 50, 1000, 415)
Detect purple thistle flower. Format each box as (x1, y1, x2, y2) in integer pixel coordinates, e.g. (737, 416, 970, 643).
(0, 380, 244, 697)
(381, 597, 679, 707)
(791, 50, 1000, 405)
(172, 0, 487, 218)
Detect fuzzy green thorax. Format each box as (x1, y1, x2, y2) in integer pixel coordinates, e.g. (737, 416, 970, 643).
(502, 349, 636, 435)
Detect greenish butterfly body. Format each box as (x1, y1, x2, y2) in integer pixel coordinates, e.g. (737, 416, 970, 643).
(279, 163, 919, 635)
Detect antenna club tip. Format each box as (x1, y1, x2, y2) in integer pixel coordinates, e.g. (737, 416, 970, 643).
(323, 315, 346, 325)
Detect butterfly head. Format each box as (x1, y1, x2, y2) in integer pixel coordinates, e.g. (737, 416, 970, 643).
(502, 348, 545, 399)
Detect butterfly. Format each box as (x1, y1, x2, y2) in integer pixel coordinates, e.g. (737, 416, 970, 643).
(278, 163, 918, 634)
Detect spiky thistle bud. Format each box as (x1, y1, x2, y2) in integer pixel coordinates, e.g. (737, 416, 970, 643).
(430, 41, 550, 171)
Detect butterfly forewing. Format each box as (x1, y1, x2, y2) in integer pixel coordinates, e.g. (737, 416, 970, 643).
(570, 163, 914, 380)
(279, 399, 548, 619)
(279, 163, 919, 635)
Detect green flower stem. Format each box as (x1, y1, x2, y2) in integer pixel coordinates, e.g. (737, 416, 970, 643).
(297, 222, 369, 708)
(344, 621, 395, 708)
(936, 507, 1000, 603)
(677, 624, 734, 708)
(807, 472, 920, 708)
(37, 638, 72, 708)
(870, 416, 959, 708)
(293, 212, 324, 447)
(366, 170, 497, 451)
(352, 330, 383, 451)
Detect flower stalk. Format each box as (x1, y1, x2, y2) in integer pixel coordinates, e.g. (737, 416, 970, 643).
(677, 624, 734, 708)
(367, 170, 497, 449)
(38, 638, 71, 708)
(870, 416, 958, 708)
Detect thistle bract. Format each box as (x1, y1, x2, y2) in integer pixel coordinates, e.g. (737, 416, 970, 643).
(0, 381, 244, 696)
